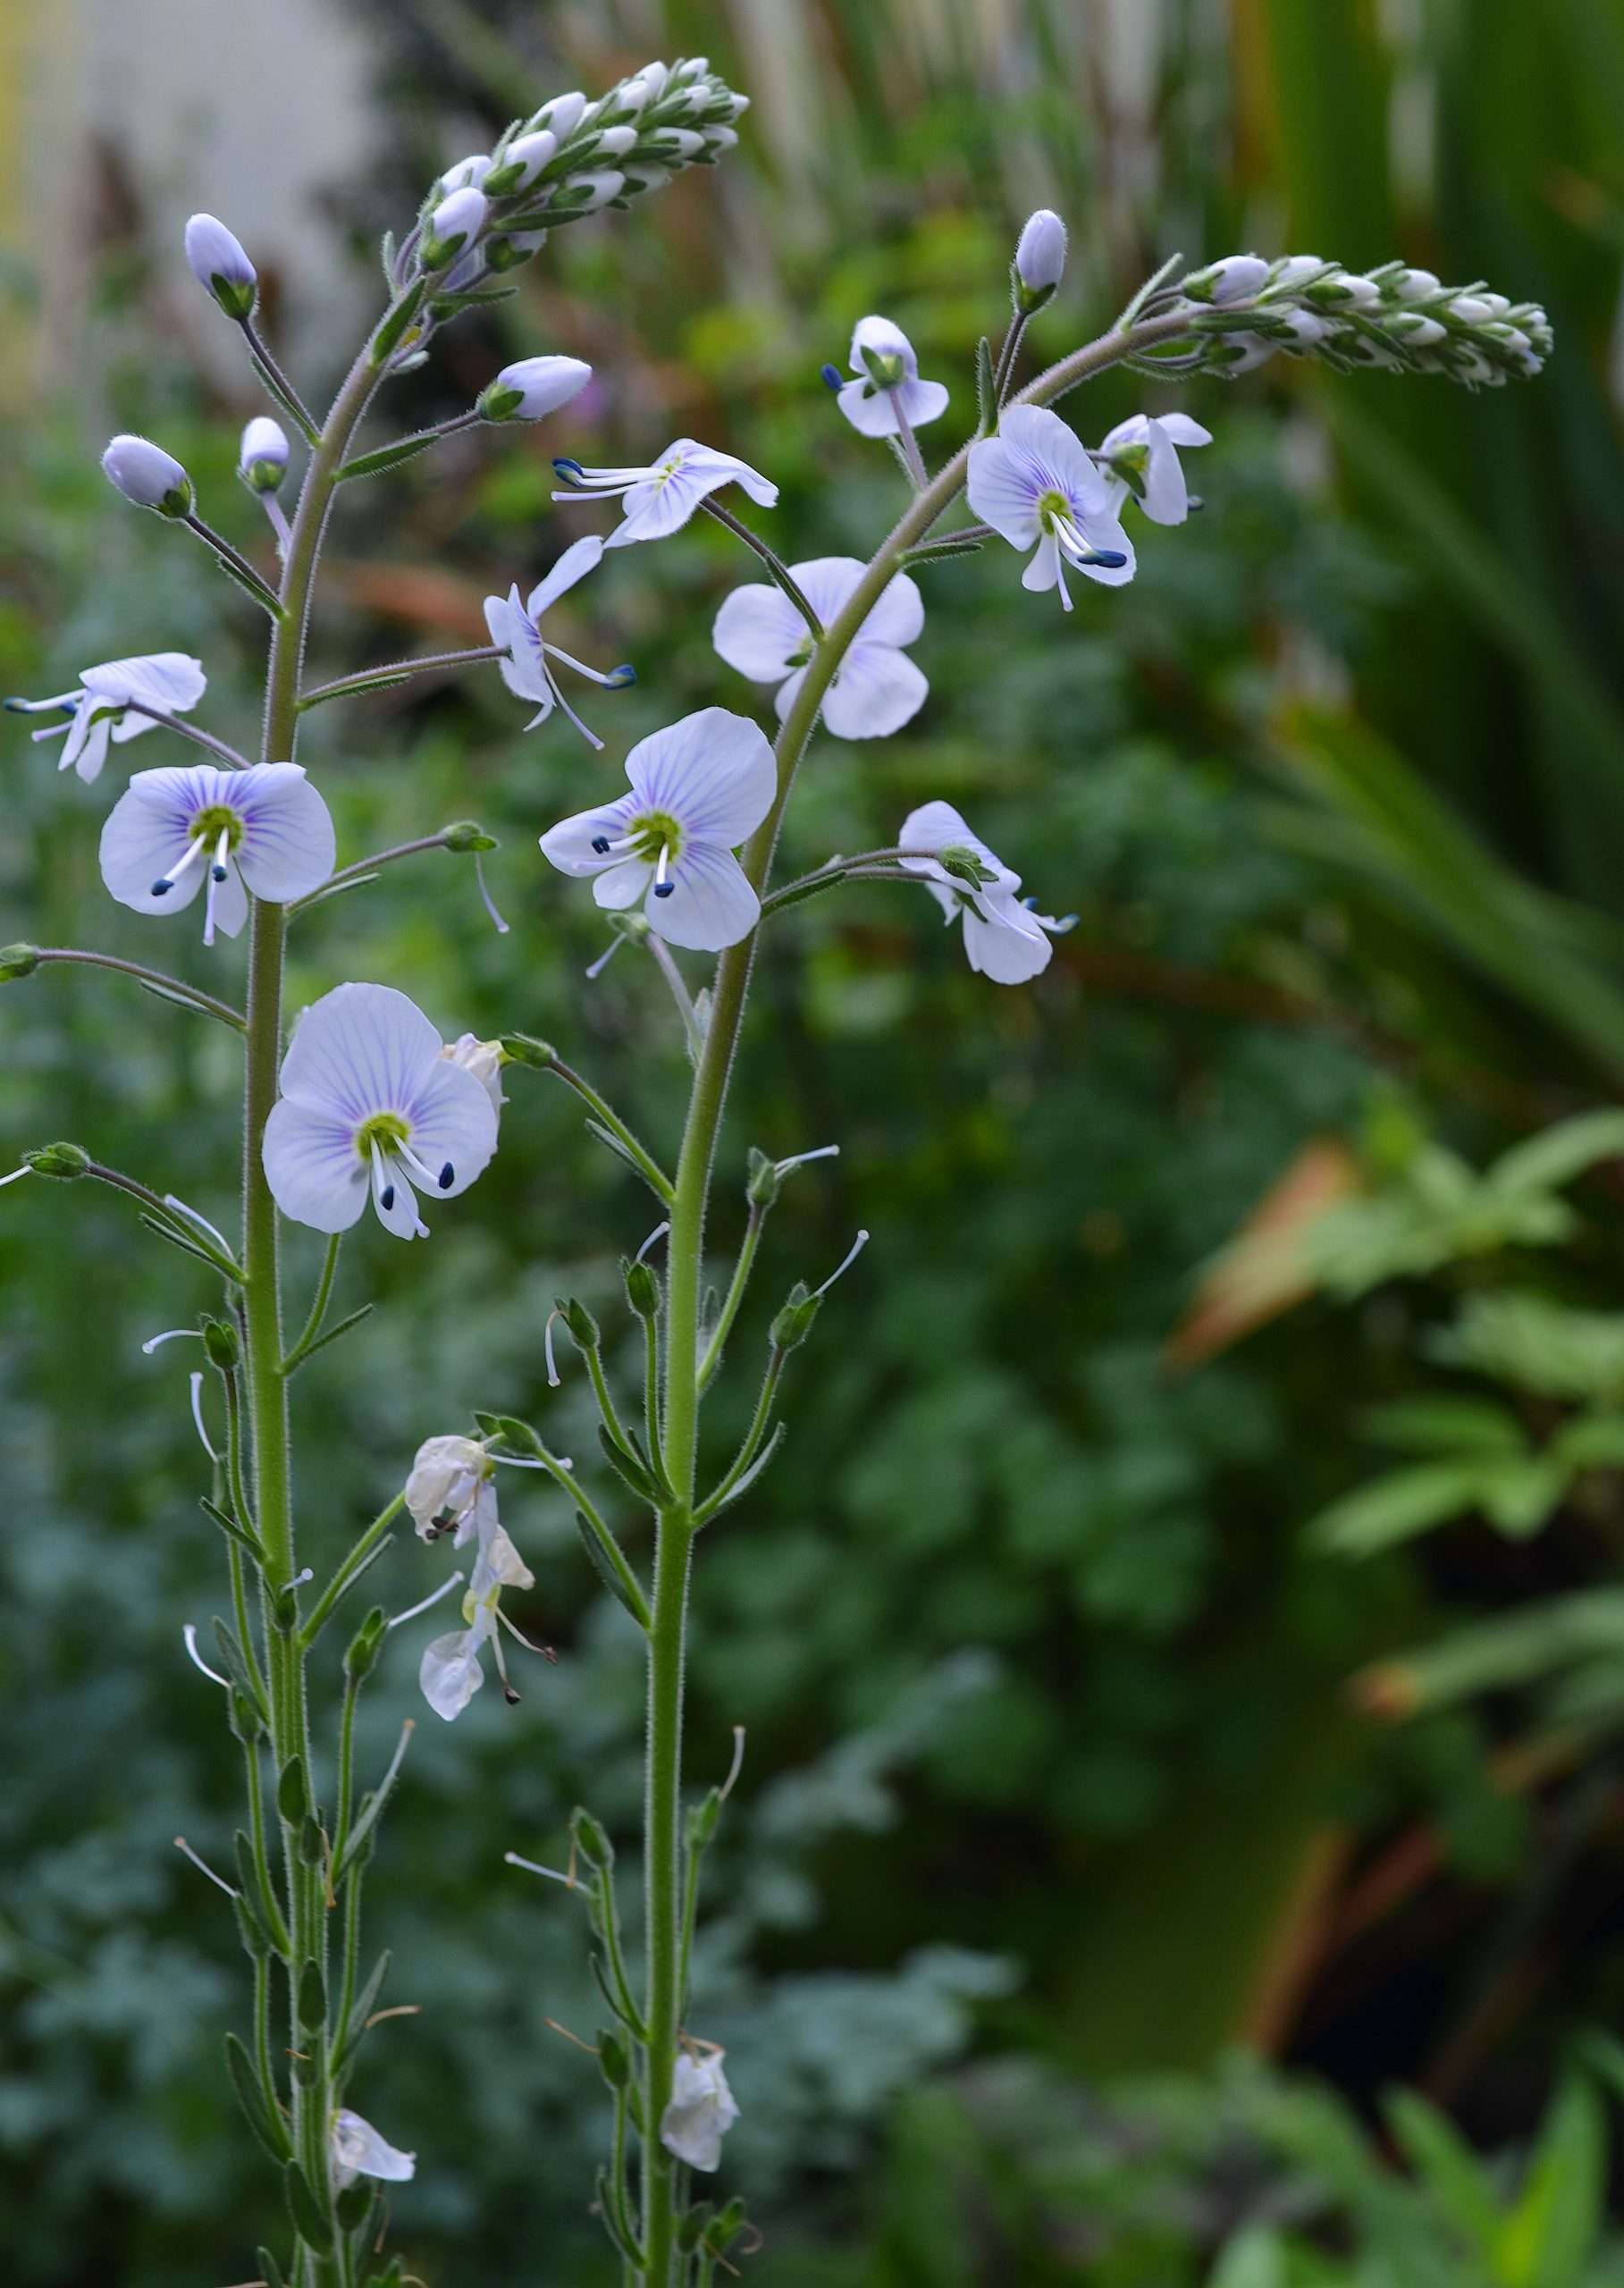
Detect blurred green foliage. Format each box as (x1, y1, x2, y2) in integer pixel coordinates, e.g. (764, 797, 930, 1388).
(5, 2, 1624, 2282)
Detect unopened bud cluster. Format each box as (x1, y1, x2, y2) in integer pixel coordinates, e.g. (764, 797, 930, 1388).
(393, 57, 747, 332)
(1172, 255, 1551, 389)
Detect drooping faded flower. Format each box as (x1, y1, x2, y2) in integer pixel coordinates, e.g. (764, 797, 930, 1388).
(899, 801, 1073, 984)
(1095, 412, 1212, 526)
(483, 536, 630, 748)
(552, 440, 778, 547)
(712, 558, 927, 738)
(6, 652, 206, 784)
(539, 707, 775, 952)
(418, 1493, 537, 1720)
(660, 2050, 739, 2173)
(834, 315, 948, 439)
(330, 2107, 416, 2189)
(99, 762, 334, 945)
(262, 983, 499, 1240)
(966, 406, 1135, 608)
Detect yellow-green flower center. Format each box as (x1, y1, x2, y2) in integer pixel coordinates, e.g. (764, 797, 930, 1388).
(188, 802, 244, 853)
(355, 1111, 409, 1165)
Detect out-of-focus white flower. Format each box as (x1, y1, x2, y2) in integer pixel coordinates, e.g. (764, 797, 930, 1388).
(238, 416, 290, 492)
(713, 558, 927, 738)
(660, 2051, 739, 2172)
(101, 434, 192, 517)
(1095, 412, 1212, 526)
(330, 2107, 416, 2189)
(899, 801, 1073, 985)
(477, 355, 593, 424)
(836, 315, 948, 439)
(184, 214, 257, 317)
(967, 407, 1134, 608)
(554, 440, 778, 546)
(6, 652, 206, 784)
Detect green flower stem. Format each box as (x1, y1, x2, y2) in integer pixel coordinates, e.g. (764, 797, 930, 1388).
(298, 1494, 405, 1651)
(543, 1057, 676, 1207)
(286, 837, 455, 919)
(636, 307, 1196, 2282)
(695, 1204, 763, 1392)
(697, 498, 823, 640)
(695, 1351, 784, 1524)
(239, 315, 322, 444)
(242, 332, 386, 2286)
(31, 946, 246, 1029)
(282, 1234, 342, 1370)
(181, 512, 285, 614)
(330, 1678, 360, 1879)
(522, 1448, 651, 1633)
(112, 702, 256, 771)
(244, 1731, 291, 1958)
(585, 1343, 636, 1459)
(297, 646, 501, 711)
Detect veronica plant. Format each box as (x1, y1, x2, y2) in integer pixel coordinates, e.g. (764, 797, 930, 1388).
(1, 49, 1551, 2287)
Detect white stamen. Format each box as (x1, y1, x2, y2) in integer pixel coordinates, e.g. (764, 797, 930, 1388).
(212, 827, 232, 881)
(543, 1308, 562, 1388)
(388, 1569, 465, 1629)
(635, 1218, 671, 1265)
(292, 1567, 315, 1587)
(813, 1228, 870, 1299)
(719, 1723, 746, 1802)
(202, 861, 221, 947)
(496, 1606, 548, 1654)
(143, 1327, 203, 1356)
(775, 1144, 840, 1176)
(189, 1371, 219, 1462)
(490, 1451, 573, 1471)
(653, 843, 673, 896)
(174, 1835, 238, 1897)
(504, 1850, 580, 1886)
(473, 852, 509, 935)
(163, 1195, 234, 1256)
(369, 1140, 400, 1220)
(155, 831, 209, 896)
(182, 1622, 231, 1687)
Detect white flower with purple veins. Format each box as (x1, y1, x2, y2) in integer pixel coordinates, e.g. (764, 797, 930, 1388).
(553, 438, 778, 547)
(899, 800, 1074, 984)
(262, 982, 499, 1241)
(967, 405, 1135, 608)
(660, 2050, 739, 2173)
(330, 2108, 416, 2189)
(483, 535, 631, 751)
(6, 652, 206, 783)
(1096, 412, 1212, 526)
(99, 762, 335, 946)
(834, 315, 948, 439)
(713, 558, 927, 738)
(540, 708, 774, 952)
(405, 1434, 496, 1544)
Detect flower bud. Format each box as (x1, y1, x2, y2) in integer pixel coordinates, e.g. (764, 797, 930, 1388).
(745, 1146, 779, 1209)
(1013, 208, 1067, 311)
(437, 152, 492, 194)
(1448, 294, 1494, 325)
(297, 1958, 326, 2032)
(1390, 266, 1441, 303)
(344, 1606, 388, 1684)
(1306, 270, 1381, 307)
(227, 1688, 263, 1745)
(556, 1296, 601, 1350)
(0, 943, 39, 981)
(624, 1258, 660, 1320)
(442, 819, 497, 853)
(476, 355, 593, 424)
(277, 1754, 308, 1823)
(553, 170, 625, 214)
(485, 230, 548, 273)
(1184, 253, 1269, 305)
(499, 1031, 558, 1069)
(483, 129, 557, 197)
(24, 1141, 89, 1180)
(237, 415, 290, 493)
(1269, 255, 1327, 290)
(422, 185, 488, 269)
(101, 433, 193, 517)
(597, 2028, 631, 2091)
(532, 91, 588, 142)
(570, 1805, 614, 1868)
(202, 1315, 240, 1372)
(594, 125, 639, 158)
(184, 213, 257, 319)
(770, 1282, 820, 1353)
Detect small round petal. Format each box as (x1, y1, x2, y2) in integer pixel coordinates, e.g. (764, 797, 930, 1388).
(850, 315, 918, 381)
(624, 708, 776, 847)
(479, 355, 593, 423)
(484, 585, 551, 711)
(962, 896, 1056, 982)
(405, 1434, 488, 1536)
(648, 843, 760, 952)
(262, 1098, 370, 1232)
(533, 90, 587, 140)
(101, 434, 192, 516)
(1194, 253, 1269, 303)
(526, 533, 605, 618)
(499, 129, 557, 189)
(420, 1621, 488, 1720)
(398, 1056, 500, 1200)
(425, 185, 488, 266)
(540, 798, 638, 878)
(278, 982, 449, 1127)
(821, 639, 928, 739)
(437, 152, 492, 193)
(82, 651, 208, 736)
(712, 583, 804, 682)
(965, 435, 1045, 549)
(184, 213, 257, 316)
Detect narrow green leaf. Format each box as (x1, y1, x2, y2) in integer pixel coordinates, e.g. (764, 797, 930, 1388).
(574, 1511, 649, 1627)
(224, 2031, 291, 2164)
(337, 434, 439, 483)
(1384, 2087, 1499, 2251)
(283, 2160, 335, 2254)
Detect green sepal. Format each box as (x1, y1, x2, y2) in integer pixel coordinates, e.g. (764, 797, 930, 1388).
(270, 1579, 301, 1633)
(232, 1890, 273, 1963)
(677, 2201, 715, 2253)
(298, 1815, 326, 1868)
(623, 1258, 660, 1320)
(201, 1314, 240, 1371)
(226, 1687, 263, 1745)
(206, 544, 285, 618)
(209, 1617, 267, 1715)
(442, 819, 497, 853)
(297, 1958, 326, 2031)
(498, 1030, 558, 1068)
(344, 1606, 387, 1683)
(330, 1947, 391, 2080)
(0, 943, 40, 980)
(362, 2263, 404, 2288)
(282, 1302, 374, 1374)
(973, 334, 997, 435)
(570, 1806, 614, 1869)
(276, 1754, 308, 1825)
(594, 2167, 644, 2266)
(368, 277, 425, 367)
(335, 2180, 376, 2233)
(686, 1788, 722, 1855)
(597, 2026, 631, 2090)
(257, 2248, 289, 2288)
(24, 1140, 89, 1179)
(224, 2031, 291, 2164)
(283, 2160, 335, 2253)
